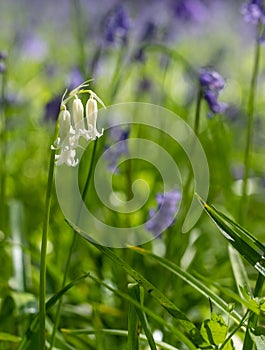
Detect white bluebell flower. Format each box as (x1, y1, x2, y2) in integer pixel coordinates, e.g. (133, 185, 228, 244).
(86, 96, 104, 140)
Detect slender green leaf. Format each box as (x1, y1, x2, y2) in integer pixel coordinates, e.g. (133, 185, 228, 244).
(17, 273, 91, 350)
(62, 328, 180, 350)
(87, 273, 197, 350)
(128, 283, 140, 350)
(197, 196, 265, 277)
(129, 284, 157, 350)
(0, 332, 21, 342)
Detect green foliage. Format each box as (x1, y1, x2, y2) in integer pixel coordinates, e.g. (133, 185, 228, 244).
(1, 1, 265, 349)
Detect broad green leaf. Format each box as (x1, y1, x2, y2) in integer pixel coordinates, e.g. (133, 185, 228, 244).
(249, 327, 265, 350)
(200, 312, 233, 349)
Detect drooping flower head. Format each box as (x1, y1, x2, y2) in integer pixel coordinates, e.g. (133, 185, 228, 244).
(199, 68, 227, 117)
(52, 83, 105, 167)
(104, 4, 130, 46)
(145, 189, 181, 237)
(54, 106, 78, 167)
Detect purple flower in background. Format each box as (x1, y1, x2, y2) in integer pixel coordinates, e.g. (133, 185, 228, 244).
(203, 91, 227, 115)
(134, 21, 157, 62)
(241, 0, 264, 24)
(241, 0, 265, 43)
(44, 95, 61, 123)
(104, 126, 130, 173)
(104, 4, 130, 46)
(199, 68, 227, 117)
(67, 67, 84, 90)
(145, 189, 181, 237)
(171, 0, 208, 22)
(199, 70, 225, 92)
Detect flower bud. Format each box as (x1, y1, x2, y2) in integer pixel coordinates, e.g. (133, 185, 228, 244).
(59, 108, 72, 142)
(85, 97, 103, 139)
(72, 97, 85, 131)
(86, 96, 98, 126)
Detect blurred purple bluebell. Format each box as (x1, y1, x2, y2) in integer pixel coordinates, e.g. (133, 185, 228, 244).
(104, 126, 130, 173)
(241, 0, 265, 43)
(171, 0, 208, 22)
(199, 68, 227, 117)
(145, 189, 181, 237)
(134, 21, 157, 62)
(104, 4, 130, 46)
(67, 67, 84, 90)
(241, 0, 264, 24)
(43, 95, 61, 123)
(0, 50, 7, 74)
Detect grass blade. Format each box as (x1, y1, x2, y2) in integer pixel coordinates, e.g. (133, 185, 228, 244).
(197, 196, 265, 277)
(128, 283, 140, 350)
(62, 328, 180, 350)
(17, 273, 91, 350)
(129, 283, 157, 350)
(87, 274, 198, 349)
(129, 246, 242, 324)
(68, 222, 208, 348)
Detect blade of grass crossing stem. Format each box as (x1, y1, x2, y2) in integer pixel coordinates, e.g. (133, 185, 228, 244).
(61, 329, 180, 350)
(130, 283, 157, 350)
(87, 274, 199, 350)
(197, 197, 265, 277)
(17, 273, 90, 350)
(193, 272, 259, 314)
(128, 284, 140, 350)
(67, 222, 207, 348)
(129, 246, 242, 324)
(228, 245, 252, 304)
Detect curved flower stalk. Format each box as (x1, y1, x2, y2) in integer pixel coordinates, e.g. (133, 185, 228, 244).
(52, 85, 105, 167)
(40, 82, 105, 350)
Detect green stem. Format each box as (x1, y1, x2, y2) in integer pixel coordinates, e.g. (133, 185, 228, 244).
(71, 0, 87, 77)
(165, 86, 202, 261)
(0, 62, 7, 232)
(219, 311, 249, 350)
(109, 45, 127, 102)
(194, 86, 203, 136)
(39, 146, 57, 350)
(49, 140, 98, 349)
(240, 23, 263, 350)
(238, 31, 261, 225)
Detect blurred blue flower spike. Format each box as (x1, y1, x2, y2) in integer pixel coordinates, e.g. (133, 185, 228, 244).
(104, 4, 130, 46)
(199, 68, 227, 117)
(146, 189, 181, 237)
